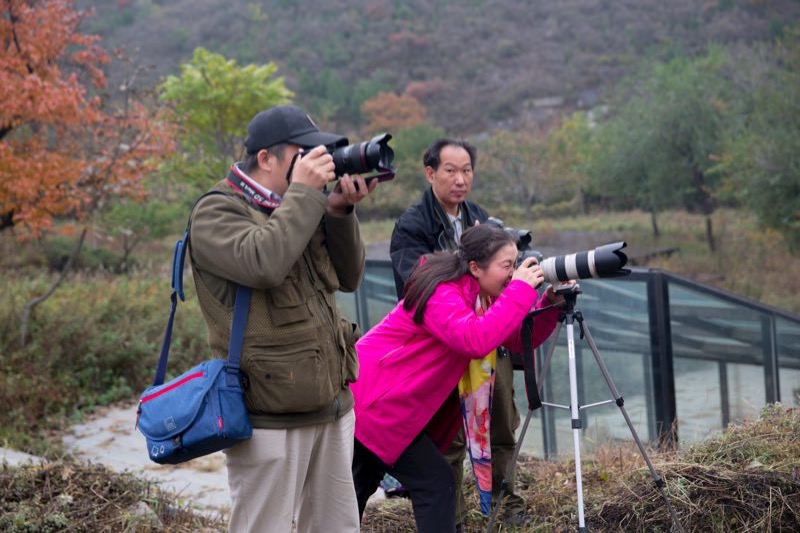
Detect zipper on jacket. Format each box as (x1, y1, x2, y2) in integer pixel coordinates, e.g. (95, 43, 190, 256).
(302, 250, 342, 387)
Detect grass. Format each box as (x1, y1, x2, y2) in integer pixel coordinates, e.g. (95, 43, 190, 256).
(0, 460, 226, 532)
(2, 405, 795, 532)
(361, 404, 800, 532)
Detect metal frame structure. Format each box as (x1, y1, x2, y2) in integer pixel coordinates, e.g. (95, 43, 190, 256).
(339, 262, 800, 451)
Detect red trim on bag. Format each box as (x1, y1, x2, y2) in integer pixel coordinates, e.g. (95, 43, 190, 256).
(141, 371, 205, 403)
(218, 416, 223, 430)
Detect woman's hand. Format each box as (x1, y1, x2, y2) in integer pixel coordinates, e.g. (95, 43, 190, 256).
(511, 257, 545, 290)
(545, 280, 578, 305)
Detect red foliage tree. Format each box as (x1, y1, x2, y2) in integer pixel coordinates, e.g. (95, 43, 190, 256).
(361, 92, 428, 135)
(0, 0, 172, 237)
(1, 0, 174, 345)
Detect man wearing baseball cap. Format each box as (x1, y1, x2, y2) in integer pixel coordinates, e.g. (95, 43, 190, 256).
(188, 105, 378, 533)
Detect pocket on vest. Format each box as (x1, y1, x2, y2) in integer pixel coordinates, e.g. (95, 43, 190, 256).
(268, 281, 311, 326)
(242, 343, 335, 414)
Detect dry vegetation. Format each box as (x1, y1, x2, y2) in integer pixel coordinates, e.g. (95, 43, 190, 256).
(1, 405, 795, 532)
(362, 404, 800, 532)
(0, 461, 225, 532)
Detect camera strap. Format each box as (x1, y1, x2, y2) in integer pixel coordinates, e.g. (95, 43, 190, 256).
(520, 314, 543, 410)
(227, 164, 281, 213)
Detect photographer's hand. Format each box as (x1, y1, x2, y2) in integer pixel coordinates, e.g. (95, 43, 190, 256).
(545, 280, 578, 305)
(326, 173, 379, 217)
(292, 145, 336, 190)
(512, 257, 545, 290)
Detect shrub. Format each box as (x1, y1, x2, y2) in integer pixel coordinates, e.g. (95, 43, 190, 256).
(0, 271, 209, 455)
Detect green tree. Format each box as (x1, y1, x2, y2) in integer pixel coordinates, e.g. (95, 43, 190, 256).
(588, 49, 732, 249)
(358, 121, 444, 218)
(97, 195, 185, 274)
(159, 47, 292, 188)
(546, 112, 598, 214)
(716, 28, 800, 251)
(477, 129, 550, 224)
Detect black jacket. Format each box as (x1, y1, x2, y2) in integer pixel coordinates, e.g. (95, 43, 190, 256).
(389, 187, 489, 298)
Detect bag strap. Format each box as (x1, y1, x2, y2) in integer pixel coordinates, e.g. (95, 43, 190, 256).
(152, 190, 251, 387)
(172, 190, 228, 302)
(224, 285, 251, 386)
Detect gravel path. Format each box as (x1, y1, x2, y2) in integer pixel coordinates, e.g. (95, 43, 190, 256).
(61, 401, 232, 516)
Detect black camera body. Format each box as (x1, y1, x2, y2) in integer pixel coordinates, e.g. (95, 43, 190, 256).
(486, 217, 544, 267)
(518, 249, 544, 268)
(329, 133, 397, 183)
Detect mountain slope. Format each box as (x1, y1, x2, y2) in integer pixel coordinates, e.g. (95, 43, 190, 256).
(78, 0, 799, 132)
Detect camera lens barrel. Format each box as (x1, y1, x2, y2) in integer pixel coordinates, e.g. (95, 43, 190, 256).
(540, 241, 629, 283)
(330, 133, 394, 176)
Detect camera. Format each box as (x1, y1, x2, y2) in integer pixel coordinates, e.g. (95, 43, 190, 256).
(330, 133, 396, 182)
(486, 217, 630, 283)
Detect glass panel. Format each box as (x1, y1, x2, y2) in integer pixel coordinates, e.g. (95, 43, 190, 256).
(777, 317, 800, 408)
(726, 362, 765, 421)
(361, 260, 398, 330)
(669, 284, 765, 365)
(337, 260, 398, 332)
(672, 357, 722, 443)
(336, 291, 357, 323)
(669, 282, 769, 444)
(516, 279, 653, 458)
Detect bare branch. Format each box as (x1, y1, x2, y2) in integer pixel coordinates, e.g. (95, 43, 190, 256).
(19, 227, 88, 347)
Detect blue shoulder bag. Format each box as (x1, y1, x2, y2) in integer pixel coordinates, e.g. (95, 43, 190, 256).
(136, 195, 253, 464)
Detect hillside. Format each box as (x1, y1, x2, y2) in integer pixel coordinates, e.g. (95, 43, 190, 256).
(77, 0, 800, 133)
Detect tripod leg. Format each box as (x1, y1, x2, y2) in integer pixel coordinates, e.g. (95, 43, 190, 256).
(578, 320, 684, 532)
(566, 321, 588, 531)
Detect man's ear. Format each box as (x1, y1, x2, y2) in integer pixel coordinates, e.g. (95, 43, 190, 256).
(424, 166, 436, 185)
(468, 260, 481, 277)
(257, 149, 272, 172)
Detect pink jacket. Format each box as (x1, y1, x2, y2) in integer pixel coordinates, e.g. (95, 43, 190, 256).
(351, 274, 559, 465)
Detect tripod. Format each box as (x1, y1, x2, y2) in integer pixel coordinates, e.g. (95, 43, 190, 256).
(487, 285, 683, 532)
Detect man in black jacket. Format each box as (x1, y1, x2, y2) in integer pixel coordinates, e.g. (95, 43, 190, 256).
(389, 138, 533, 529)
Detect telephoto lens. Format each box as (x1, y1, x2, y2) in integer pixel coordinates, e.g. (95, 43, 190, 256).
(330, 133, 396, 179)
(540, 242, 630, 284)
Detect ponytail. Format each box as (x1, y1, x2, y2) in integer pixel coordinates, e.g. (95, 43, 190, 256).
(402, 224, 515, 324)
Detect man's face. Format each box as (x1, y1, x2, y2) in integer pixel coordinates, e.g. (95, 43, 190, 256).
(425, 145, 474, 215)
(260, 144, 301, 196)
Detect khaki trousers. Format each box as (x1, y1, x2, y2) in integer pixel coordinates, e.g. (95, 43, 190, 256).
(446, 351, 525, 523)
(224, 410, 359, 533)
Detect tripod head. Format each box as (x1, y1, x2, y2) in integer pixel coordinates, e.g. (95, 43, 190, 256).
(553, 282, 581, 316)
(554, 281, 581, 297)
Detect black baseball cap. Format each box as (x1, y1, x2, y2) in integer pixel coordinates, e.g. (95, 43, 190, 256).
(244, 105, 348, 154)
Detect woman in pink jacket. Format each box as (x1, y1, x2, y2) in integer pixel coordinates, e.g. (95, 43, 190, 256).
(351, 224, 565, 532)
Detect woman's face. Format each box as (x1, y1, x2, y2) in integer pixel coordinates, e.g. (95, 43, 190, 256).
(470, 243, 518, 298)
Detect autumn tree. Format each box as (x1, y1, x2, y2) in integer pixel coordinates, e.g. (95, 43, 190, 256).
(1, 0, 104, 234)
(158, 47, 293, 188)
(1, 0, 174, 344)
(361, 92, 427, 136)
